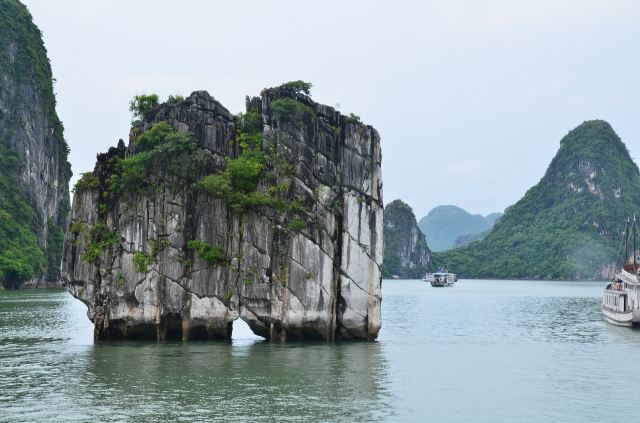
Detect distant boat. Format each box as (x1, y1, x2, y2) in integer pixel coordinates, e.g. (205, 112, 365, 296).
(603, 216, 640, 326)
(423, 269, 457, 287)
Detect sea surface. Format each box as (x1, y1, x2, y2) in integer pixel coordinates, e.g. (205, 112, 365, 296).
(1, 279, 636, 422)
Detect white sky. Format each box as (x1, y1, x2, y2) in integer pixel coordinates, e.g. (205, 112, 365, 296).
(22, 0, 640, 218)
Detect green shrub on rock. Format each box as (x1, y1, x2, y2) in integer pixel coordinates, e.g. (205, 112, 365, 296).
(81, 223, 118, 263)
(288, 219, 307, 231)
(130, 94, 159, 126)
(198, 107, 271, 212)
(74, 172, 100, 193)
(105, 122, 206, 198)
(133, 251, 151, 273)
(271, 98, 315, 125)
(187, 240, 228, 266)
(167, 95, 185, 105)
(281, 80, 313, 95)
(346, 113, 361, 124)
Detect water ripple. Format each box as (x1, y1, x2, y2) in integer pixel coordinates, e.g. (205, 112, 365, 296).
(3, 281, 640, 422)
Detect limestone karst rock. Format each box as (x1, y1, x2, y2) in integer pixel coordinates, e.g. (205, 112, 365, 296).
(383, 199, 432, 278)
(62, 84, 383, 341)
(0, 0, 71, 288)
(439, 120, 639, 280)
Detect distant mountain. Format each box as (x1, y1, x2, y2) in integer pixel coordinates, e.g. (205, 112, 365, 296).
(485, 213, 503, 225)
(437, 120, 639, 280)
(418, 205, 502, 252)
(383, 200, 433, 278)
(453, 229, 490, 248)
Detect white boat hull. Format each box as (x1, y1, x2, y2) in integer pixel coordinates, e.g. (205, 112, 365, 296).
(423, 273, 457, 286)
(602, 306, 640, 327)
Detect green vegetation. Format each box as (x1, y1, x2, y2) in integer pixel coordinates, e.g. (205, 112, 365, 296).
(130, 93, 183, 125)
(129, 94, 159, 126)
(281, 80, 313, 95)
(225, 289, 234, 302)
(345, 113, 361, 124)
(105, 121, 207, 198)
(131, 239, 166, 273)
(437, 120, 640, 280)
(74, 172, 100, 193)
(452, 229, 491, 248)
(133, 251, 152, 273)
(70, 220, 88, 235)
(197, 107, 273, 212)
(77, 117, 209, 269)
(0, 212, 45, 288)
(0, 1, 71, 287)
(0, 144, 46, 287)
(383, 199, 433, 278)
(116, 272, 126, 288)
(288, 219, 306, 231)
(0, 0, 70, 165)
(197, 146, 270, 212)
(418, 206, 502, 252)
(167, 94, 184, 104)
(150, 239, 167, 260)
(81, 223, 118, 263)
(271, 98, 315, 126)
(197, 107, 307, 216)
(186, 240, 227, 266)
(82, 93, 310, 271)
(79, 86, 317, 279)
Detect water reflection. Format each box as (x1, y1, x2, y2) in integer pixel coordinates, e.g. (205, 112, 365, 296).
(1, 290, 392, 422)
(78, 341, 391, 421)
(8, 281, 640, 422)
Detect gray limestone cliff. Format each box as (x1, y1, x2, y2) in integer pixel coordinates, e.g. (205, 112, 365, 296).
(382, 199, 432, 278)
(62, 84, 383, 341)
(0, 0, 71, 288)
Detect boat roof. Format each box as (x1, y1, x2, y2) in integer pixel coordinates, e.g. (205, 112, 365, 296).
(434, 272, 449, 276)
(617, 270, 640, 286)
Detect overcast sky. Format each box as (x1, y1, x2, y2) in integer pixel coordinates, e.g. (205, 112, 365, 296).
(23, 0, 640, 218)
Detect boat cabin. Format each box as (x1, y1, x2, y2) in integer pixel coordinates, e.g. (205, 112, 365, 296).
(603, 286, 628, 313)
(602, 216, 640, 326)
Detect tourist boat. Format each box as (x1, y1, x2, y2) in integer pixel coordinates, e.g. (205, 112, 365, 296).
(423, 269, 457, 287)
(603, 217, 640, 326)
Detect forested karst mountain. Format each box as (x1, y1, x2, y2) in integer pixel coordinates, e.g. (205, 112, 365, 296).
(438, 120, 639, 280)
(63, 82, 382, 341)
(0, 0, 71, 288)
(383, 199, 432, 278)
(418, 205, 502, 251)
(453, 229, 490, 248)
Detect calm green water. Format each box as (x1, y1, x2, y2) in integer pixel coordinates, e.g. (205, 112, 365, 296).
(1, 280, 637, 422)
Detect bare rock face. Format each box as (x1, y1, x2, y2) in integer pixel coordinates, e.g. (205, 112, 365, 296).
(62, 86, 383, 341)
(382, 199, 432, 279)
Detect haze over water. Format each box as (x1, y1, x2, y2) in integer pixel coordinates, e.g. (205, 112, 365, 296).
(1, 280, 635, 422)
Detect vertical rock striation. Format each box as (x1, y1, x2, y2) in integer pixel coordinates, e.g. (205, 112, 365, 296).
(62, 84, 383, 341)
(0, 0, 71, 288)
(382, 199, 432, 278)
